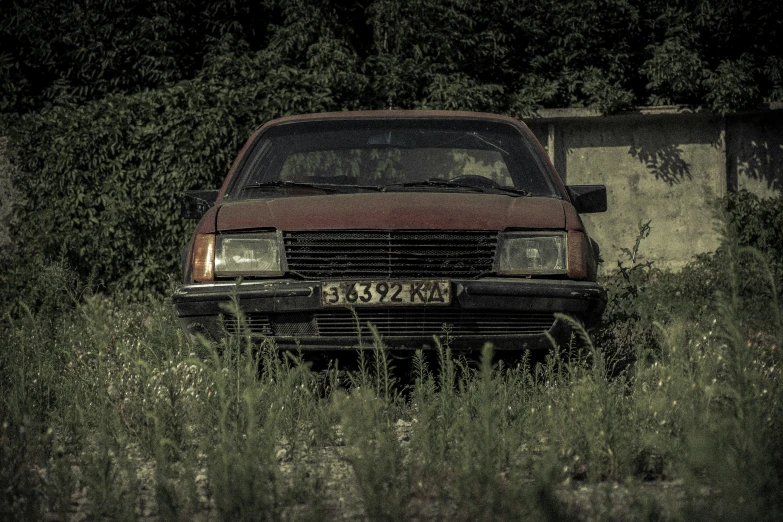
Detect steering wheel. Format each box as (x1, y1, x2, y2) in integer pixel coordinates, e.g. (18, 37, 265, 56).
(447, 175, 502, 189)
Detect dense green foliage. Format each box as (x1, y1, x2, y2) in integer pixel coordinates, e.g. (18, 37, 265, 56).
(723, 190, 783, 270)
(1, 40, 368, 300)
(3, 0, 782, 115)
(0, 0, 276, 113)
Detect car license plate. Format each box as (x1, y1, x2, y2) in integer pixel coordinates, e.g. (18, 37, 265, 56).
(321, 280, 451, 306)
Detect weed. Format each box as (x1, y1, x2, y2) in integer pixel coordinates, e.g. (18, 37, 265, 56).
(2, 215, 782, 520)
(335, 386, 410, 521)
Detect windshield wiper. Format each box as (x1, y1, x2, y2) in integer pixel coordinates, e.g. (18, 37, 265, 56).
(241, 181, 339, 192)
(241, 181, 384, 193)
(483, 186, 532, 196)
(382, 179, 531, 196)
(384, 179, 485, 192)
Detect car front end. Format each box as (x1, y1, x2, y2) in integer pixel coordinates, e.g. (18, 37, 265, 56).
(172, 111, 607, 351)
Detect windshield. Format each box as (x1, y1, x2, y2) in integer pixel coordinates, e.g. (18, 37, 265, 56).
(226, 118, 560, 200)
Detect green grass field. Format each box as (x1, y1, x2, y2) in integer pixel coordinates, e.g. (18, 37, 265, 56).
(2, 239, 782, 521)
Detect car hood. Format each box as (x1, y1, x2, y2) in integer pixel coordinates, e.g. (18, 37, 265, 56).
(215, 192, 567, 232)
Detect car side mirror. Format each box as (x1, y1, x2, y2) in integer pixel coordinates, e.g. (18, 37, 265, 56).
(566, 185, 607, 213)
(181, 190, 219, 219)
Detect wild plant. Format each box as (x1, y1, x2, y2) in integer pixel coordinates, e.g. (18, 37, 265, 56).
(197, 297, 284, 521)
(3, 223, 782, 522)
(448, 344, 529, 520)
(335, 333, 410, 522)
(594, 219, 661, 375)
(674, 245, 783, 521)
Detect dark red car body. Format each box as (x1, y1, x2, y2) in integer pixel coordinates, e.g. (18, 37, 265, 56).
(172, 111, 606, 351)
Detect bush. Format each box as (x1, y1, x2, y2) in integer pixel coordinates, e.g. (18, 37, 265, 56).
(722, 190, 783, 270)
(1, 44, 365, 303)
(595, 191, 783, 374)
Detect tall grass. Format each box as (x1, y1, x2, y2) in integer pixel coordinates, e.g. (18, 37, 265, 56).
(1, 243, 781, 521)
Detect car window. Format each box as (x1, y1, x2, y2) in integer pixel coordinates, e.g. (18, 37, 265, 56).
(227, 119, 559, 199)
(279, 148, 513, 186)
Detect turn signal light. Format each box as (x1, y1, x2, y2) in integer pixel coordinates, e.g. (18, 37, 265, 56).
(567, 230, 588, 280)
(192, 233, 215, 282)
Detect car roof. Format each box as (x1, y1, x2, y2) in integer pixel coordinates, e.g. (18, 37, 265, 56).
(258, 110, 528, 130)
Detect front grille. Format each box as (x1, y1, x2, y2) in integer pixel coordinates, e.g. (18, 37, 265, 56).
(229, 310, 554, 338)
(224, 315, 273, 336)
(283, 230, 497, 279)
(314, 309, 554, 337)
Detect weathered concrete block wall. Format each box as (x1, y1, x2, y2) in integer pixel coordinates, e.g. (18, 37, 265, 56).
(525, 106, 783, 272)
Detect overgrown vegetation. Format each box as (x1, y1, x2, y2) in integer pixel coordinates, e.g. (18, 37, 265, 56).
(2, 2, 782, 518)
(3, 0, 782, 302)
(1, 203, 782, 521)
(3, 1, 782, 115)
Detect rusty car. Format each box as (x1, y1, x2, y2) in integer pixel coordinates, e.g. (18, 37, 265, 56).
(172, 111, 607, 351)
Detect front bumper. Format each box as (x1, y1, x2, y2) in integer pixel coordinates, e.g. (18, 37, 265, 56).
(171, 278, 606, 350)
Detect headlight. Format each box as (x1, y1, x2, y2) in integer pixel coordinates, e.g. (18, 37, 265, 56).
(496, 232, 567, 275)
(215, 232, 285, 277)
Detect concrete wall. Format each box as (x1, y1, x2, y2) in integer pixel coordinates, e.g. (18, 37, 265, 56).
(524, 106, 783, 271)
